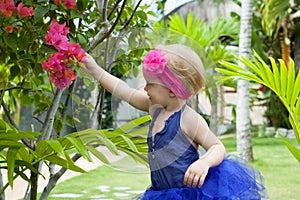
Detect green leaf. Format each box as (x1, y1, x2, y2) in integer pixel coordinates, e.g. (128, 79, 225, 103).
(10, 65, 20, 79)
(35, 140, 49, 157)
(70, 9, 83, 18)
(117, 146, 148, 167)
(0, 140, 23, 150)
(286, 59, 295, 104)
(46, 154, 85, 173)
(65, 136, 92, 161)
(74, 129, 119, 155)
(86, 146, 110, 164)
(136, 10, 148, 21)
(240, 54, 263, 78)
(66, 114, 75, 128)
(280, 135, 300, 163)
(119, 135, 138, 153)
(14, 168, 30, 182)
(3, 33, 18, 51)
(54, 114, 64, 133)
(252, 55, 272, 87)
(76, 0, 88, 12)
(15, 160, 39, 175)
(279, 59, 288, 98)
(269, 57, 280, 92)
(127, 126, 149, 137)
(290, 66, 300, 108)
(114, 115, 151, 134)
(0, 119, 17, 133)
(7, 147, 19, 187)
(44, 140, 65, 159)
(34, 6, 49, 21)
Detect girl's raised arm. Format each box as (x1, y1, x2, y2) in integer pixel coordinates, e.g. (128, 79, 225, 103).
(83, 53, 150, 112)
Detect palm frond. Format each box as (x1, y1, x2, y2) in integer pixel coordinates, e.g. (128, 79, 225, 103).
(217, 53, 300, 163)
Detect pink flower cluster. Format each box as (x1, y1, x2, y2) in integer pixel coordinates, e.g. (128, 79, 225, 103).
(54, 0, 77, 10)
(0, 0, 34, 33)
(0, 0, 34, 18)
(42, 19, 86, 90)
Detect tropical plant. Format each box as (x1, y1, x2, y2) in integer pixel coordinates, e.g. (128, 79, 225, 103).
(218, 52, 300, 163)
(254, 0, 299, 130)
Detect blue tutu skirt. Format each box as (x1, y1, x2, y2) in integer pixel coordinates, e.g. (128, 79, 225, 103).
(136, 155, 268, 200)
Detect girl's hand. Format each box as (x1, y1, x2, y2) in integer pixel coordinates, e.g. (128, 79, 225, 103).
(82, 53, 103, 80)
(184, 159, 209, 188)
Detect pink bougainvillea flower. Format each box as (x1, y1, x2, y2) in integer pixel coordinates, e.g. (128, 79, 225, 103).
(64, 69, 76, 81)
(48, 19, 69, 36)
(54, 0, 62, 5)
(0, 0, 15, 17)
(45, 33, 69, 51)
(43, 19, 86, 90)
(64, 0, 76, 9)
(42, 52, 67, 71)
(49, 72, 71, 90)
(45, 20, 69, 51)
(16, 3, 34, 17)
(2, 9, 12, 17)
(5, 25, 13, 33)
(0, 0, 15, 12)
(67, 43, 86, 62)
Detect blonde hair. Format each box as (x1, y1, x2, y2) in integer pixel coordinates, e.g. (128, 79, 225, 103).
(156, 44, 205, 95)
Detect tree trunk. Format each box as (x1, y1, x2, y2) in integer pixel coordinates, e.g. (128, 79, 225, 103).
(236, 0, 254, 162)
(210, 77, 219, 134)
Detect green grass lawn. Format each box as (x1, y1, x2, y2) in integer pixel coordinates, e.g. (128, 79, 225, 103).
(46, 137, 300, 200)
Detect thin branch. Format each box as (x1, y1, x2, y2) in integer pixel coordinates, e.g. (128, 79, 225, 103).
(1, 101, 18, 129)
(1, 100, 32, 148)
(39, 153, 81, 200)
(86, 0, 112, 51)
(86, 0, 128, 51)
(101, 0, 108, 20)
(122, 0, 143, 30)
(38, 89, 64, 142)
(0, 86, 41, 93)
(107, 0, 122, 20)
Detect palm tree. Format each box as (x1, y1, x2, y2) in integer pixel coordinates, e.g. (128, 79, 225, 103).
(236, 0, 254, 162)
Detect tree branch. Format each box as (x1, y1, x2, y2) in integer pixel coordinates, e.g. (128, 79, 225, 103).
(38, 89, 64, 142)
(1, 97, 33, 148)
(0, 86, 41, 93)
(39, 153, 81, 200)
(86, 0, 128, 51)
(122, 0, 143, 30)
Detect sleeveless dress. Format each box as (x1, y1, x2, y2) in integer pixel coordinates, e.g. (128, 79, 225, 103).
(136, 105, 268, 200)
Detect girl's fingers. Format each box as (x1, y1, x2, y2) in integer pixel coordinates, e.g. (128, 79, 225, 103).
(192, 176, 200, 188)
(184, 171, 193, 187)
(198, 171, 208, 188)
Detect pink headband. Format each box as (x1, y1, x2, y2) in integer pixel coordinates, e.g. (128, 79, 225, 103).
(142, 49, 191, 99)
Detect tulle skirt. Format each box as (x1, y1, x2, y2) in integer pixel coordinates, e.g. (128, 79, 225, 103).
(136, 155, 268, 200)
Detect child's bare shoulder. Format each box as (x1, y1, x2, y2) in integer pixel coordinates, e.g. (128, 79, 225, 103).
(181, 106, 209, 131)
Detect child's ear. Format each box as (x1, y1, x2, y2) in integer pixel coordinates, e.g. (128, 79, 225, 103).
(169, 89, 176, 97)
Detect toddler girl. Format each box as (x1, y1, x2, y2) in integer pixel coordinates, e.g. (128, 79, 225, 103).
(83, 44, 268, 199)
